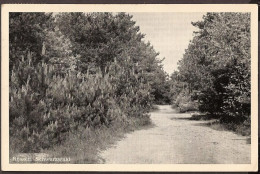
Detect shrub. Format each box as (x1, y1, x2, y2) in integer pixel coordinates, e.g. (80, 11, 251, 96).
(172, 90, 198, 112)
(10, 52, 153, 154)
(9, 12, 164, 157)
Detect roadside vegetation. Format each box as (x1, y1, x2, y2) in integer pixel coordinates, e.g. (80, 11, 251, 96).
(170, 13, 251, 136)
(9, 12, 169, 162)
(9, 12, 251, 163)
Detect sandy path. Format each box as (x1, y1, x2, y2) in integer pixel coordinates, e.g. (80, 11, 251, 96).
(99, 105, 250, 164)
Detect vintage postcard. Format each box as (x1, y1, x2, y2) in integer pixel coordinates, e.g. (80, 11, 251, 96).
(1, 4, 258, 171)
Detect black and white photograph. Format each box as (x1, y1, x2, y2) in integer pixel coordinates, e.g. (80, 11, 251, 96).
(1, 4, 258, 172)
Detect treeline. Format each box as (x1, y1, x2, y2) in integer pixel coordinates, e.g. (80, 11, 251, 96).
(9, 12, 168, 156)
(170, 13, 251, 133)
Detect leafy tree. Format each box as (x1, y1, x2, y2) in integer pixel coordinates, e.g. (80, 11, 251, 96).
(171, 12, 251, 123)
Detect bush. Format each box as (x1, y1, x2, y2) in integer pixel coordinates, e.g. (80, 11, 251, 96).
(170, 13, 251, 135)
(9, 12, 166, 158)
(10, 53, 153, 154)
(172, 90, 198, 113)
(41, 114, 151, 163)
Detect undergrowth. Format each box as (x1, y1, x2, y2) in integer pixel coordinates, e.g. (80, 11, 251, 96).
(190, 114, 251, 137)
(43, 116, 151, 163)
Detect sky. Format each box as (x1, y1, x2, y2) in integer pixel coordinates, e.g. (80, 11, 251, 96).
(129, 12, 205, 75)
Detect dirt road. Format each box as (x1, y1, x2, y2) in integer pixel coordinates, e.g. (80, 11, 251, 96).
(99, 105, 250, 164)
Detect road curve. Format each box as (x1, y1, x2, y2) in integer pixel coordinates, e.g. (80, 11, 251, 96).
(99, 105, 250, 164)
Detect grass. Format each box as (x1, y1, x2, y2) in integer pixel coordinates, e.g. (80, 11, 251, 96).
(190, 113, 251, 137)
(221, 121, 251, 137)
(40, 116, 152, 164)
(172, 103, 198, 113)
(190, 114, 218, 121)
(150, 105, 159, 112)
(10, 112, 152, 164)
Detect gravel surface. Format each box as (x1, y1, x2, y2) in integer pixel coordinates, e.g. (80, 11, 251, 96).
(99, 105, 251, 164)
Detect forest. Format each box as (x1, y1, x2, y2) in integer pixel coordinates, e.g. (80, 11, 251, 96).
(9, 12, 170, 162)
(170, 13, 251, 135)
(9, 12, 251, 163)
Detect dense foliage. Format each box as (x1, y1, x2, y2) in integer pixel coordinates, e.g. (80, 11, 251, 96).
(9, 12, 169, 153)
(170, 13, 251, 128)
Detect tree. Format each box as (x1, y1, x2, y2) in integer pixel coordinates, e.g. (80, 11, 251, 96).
(55, 12, 170, 103)
(9, 13, 54, 68)
(10, 12, 169, 153)
(171, 12, 251, 122)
